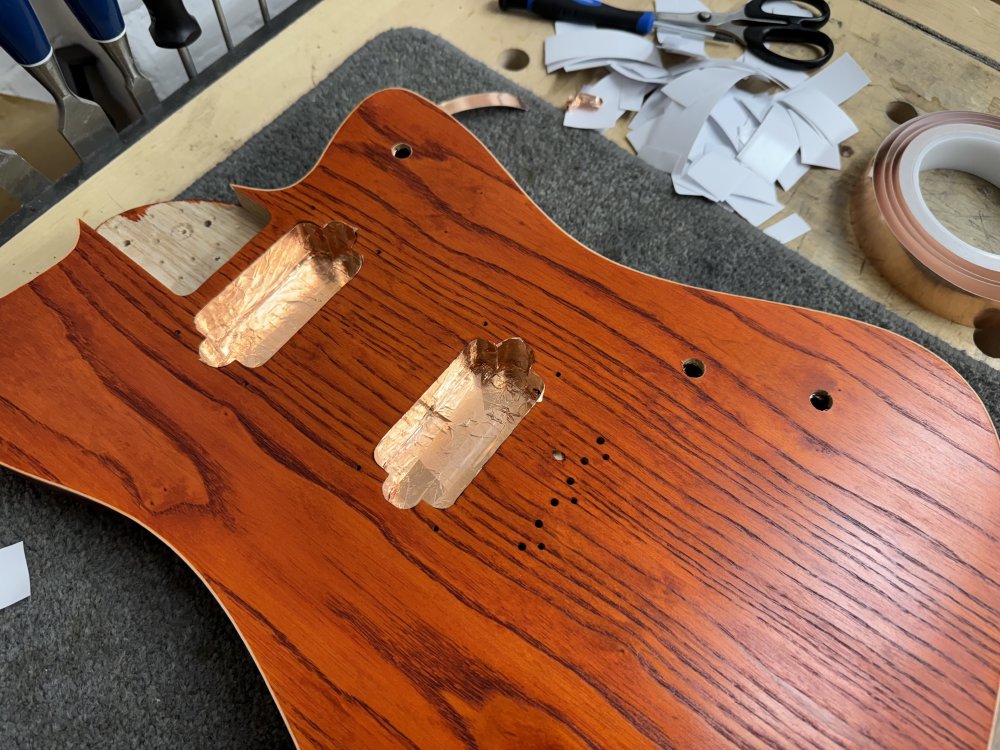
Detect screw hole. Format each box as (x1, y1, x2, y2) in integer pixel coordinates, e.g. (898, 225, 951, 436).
(810, 390, 834, 411)
(682, 358, 705, 378)
(432, 525, 439, 533)
(566, 477, 575, 485)
(355, 464, 362, 471)
(555, 371, 562, 378)
(483, 321, 489, 327)
(537, 542, 546, 551)
(534, 519, 543, 528)
(839, 144, 854, 158)
(550, 498, 559, 507)
(580, 456, 589, 465)
(498, 48, 530, 71)
(602, 453, 610, 461)
(392, 143, 412, 159)
(552, 449, 565, 461)
(123, 240, 131, 247)
(517, 542, 527, 551)
(886, 100, 918, 124)
(570, 497, 578, 504)
(596, 436, 606, 445)
(204, 219, 213, 227)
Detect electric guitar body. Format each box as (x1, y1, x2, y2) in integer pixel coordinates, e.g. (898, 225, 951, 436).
(0, 89, 998, 749)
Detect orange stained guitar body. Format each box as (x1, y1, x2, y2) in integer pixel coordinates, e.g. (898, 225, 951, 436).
(0, 89, 998, 749)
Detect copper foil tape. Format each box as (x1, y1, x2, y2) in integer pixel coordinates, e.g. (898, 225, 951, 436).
(851, 112, 1000, 328)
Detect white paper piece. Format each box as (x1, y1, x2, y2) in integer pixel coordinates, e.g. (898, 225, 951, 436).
(764, 213, 811, 243)
(615, 77, 658, 111)
(781, 87, 859, 144)
(0, 542, 30, 610)
(545, 30, 661, 69)
(608, 61, 673, 83)
(737, 104, 800, 183)
(554, 21, 593, 34)
(737, 51, 809, 89)
(795, 53, 870, 105)
(762, 1, 814, 15)
(686, 150, 754, 202)
(688, 119, 734, 162)
(709, 95, 754, 149)
(788, 109, 840, 169)
(726, 193, 785, 226)
(664, 65, 759, 107)
(777, 155, 811, 191)
(733, 90, 771, 121)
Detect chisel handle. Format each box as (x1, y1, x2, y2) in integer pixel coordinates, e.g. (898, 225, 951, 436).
(62, 0, 126, 43)
(0, 0, 54, 67)
(497, 0, 654, 34)
(139, 0, 201, 49)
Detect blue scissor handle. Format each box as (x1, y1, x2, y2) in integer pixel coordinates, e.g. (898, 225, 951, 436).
(498, 0, 654, 35)
(63, 0, 127, 43)
(0, 0, 53, 67)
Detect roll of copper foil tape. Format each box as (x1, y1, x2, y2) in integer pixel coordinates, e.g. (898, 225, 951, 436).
(851, 111, 1000, 328)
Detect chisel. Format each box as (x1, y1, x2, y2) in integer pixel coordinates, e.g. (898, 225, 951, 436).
(139, 0, 201, 80)
(0, 148, 52, 203)
(0, 0, 119, 162)
(62, 0, 159, 114)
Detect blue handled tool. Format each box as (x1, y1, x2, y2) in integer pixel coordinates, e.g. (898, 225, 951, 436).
(62, 0, 159, 114)
(499, 0, 835, 70)
(0, 0, 119, 161)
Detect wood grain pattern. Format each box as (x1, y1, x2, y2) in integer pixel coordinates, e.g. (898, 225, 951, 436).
(0, 89, 998, 749)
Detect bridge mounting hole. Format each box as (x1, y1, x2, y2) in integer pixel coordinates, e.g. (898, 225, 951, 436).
(392, 143, 412, 159)
(498, 48, 530, 71)
(596, 436, 606, 445)
(534, 519, 543, 528)
(550, 498, 559, 506)
(810, 390, 834, 411)
(886, 100, 918, 124)
(570, 497, 578, 504)
(566, 477, 576, 485)
(682, 358, 705, 378)
(580, 456, 589, 465)
(517, 542, 527, 551)
(537, 543, 546, 551)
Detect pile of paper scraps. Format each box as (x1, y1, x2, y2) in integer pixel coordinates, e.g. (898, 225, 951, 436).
(546, 1, 871, 244)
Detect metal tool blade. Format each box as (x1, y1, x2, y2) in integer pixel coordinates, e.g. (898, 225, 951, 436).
(0, 148, 51, 203)
(25, 55, 119, 160)
(100, 35, 159, 113)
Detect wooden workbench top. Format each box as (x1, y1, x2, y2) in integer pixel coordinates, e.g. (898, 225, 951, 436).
(2, 0, 999, 367)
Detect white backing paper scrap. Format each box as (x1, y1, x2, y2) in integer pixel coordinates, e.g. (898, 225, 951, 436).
(0, 542, 31, 610)
(764, 213, 811, 243)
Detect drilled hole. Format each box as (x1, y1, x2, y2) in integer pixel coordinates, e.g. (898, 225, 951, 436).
(682, 358, 705, 378)
(973, 309, 1000, 357)
(810, 390, 834, 411)
(483, 321, 489, 327)
(123, 240, 131, 247)
(552, 449, 565, 461)
(596, 436, 606, 445)
(555, 371, 562, 378)
(602, 453, 610, 461)
(204, 219, 213, 227)
(432, 525, 439, 533)
(534, 519, 543, 528)
(355, 464, 362, 471)
(580, 457, 589, 465)
(517, 542, 527, 551)
(566, 477, 575, 485)
(498, 48, 530, 71)
(550, 498, 559, 507)
(839, 144, 854, 158)
(537, 542, 546, 551)
(392, 143, 412, 159)
(570, 497, 578, 504)
(886, 100, 918, 124)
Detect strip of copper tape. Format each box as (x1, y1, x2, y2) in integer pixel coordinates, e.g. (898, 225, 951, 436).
(438, 92, 525, 116)
(851, 111, 1000, 327)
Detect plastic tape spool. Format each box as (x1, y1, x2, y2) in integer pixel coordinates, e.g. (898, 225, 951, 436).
(851, 111, 1000, 328)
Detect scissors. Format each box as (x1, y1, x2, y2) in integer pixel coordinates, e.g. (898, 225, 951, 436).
(498, 0, 835, 70)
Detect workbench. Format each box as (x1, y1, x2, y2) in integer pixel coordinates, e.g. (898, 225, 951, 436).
(1, 0, 999, 368)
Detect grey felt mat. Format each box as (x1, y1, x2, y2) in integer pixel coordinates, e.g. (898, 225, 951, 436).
(1, 27, 996, 749)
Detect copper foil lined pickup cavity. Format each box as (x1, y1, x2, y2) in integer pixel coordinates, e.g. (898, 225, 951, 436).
(375, 338, 545, 510)
(195, 221, 362, 368)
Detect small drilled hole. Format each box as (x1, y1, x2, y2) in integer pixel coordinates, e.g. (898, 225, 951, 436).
(839, 144, 854, 158)
(498, 48, 530, 71)
(534, 519, 543, 528)
(552, 449, 565, 461)
(432, 525, 439, 533)
(602, 453, 610, 461)
(886, 100, 918, 124)
(204, 219, 212, 227)
(550, 498, 559, 507)
(555, 371, 562, 378)
(517, 542, 527, 551)
(566, 477, 575, 485)
(537, 543, 546, 551)
(596, 436, 606, 445)
(682, 358, 705, 378)
(570, 497, 578, 504)
(483, 321, 489, 327)
(580, 457, 589, 465)
(123, 240, 131, 247)
(392, 143, 412, 159)
(355, 464, 362, 471)
(810, 390, 834, 411)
